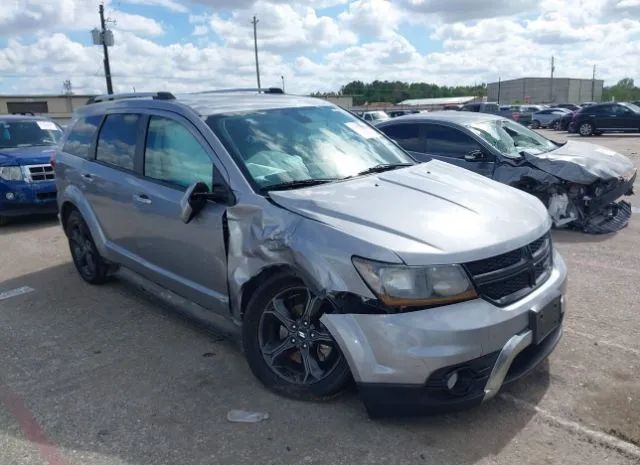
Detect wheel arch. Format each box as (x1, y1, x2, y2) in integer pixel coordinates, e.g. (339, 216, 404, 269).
(58, 185, 109, 257)
(238, 264, 309, 321)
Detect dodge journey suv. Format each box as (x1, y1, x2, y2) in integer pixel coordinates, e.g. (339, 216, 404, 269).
(56, 90, 567, 417)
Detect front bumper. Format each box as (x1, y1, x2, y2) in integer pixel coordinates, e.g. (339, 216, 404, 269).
(321, 250, 567, 416)
(0, 180, 57, 217)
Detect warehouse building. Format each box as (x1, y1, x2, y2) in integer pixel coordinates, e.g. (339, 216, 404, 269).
(0, 94, 95, 125)
(487, 77, 603, 104)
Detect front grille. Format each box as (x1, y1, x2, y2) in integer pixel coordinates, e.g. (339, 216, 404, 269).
(464, 233, 553, 306)
(25, 164, 55, 182)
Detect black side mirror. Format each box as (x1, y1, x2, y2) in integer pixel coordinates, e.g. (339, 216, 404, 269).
(180, 182, 233, 224)
(464, 150, 486, 162)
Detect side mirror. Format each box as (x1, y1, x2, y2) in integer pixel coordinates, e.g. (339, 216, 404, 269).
(464, 150, 486, 162)
(180, 182, 232, 224)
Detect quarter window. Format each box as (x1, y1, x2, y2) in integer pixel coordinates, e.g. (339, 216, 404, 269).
(424, 125, 482, 158)
(380, 124, 423, 152)
(62, 115, 102, 158)
(144, 116, 213, 190)
(96, 114, 140, 170)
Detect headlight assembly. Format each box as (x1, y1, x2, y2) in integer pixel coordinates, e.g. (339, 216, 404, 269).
(0, 166, 24, 181)
(352, 257, 477, 307)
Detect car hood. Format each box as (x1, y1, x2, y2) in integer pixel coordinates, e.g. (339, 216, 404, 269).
(269, 161, 551, 265)
(523, 140, 635, 184)
(0, 146, 56, 166)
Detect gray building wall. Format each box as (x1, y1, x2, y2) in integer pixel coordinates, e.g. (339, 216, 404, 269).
(487, 78, 603, 104)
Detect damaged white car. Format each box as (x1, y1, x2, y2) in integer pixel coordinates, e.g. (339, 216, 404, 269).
(56, 91, 567, 417)
(377, 113, 636, 234)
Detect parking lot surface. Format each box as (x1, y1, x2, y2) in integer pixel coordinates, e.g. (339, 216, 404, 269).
(1, 132, 639, 465)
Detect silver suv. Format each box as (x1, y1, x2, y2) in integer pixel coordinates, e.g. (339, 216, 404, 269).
(56, 90, 567, 417)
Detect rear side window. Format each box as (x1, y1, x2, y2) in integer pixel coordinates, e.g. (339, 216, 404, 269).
(62, 115, 102, 158)
(380, 124, 423, 152)
(96, 114, 140, 170)
(424, 124, 482, 158)
(144, 116, 213, 190)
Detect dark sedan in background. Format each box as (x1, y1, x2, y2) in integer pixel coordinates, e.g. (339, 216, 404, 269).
(377, 112, 636, 234)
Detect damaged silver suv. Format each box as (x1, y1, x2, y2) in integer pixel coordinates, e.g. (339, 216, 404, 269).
(56, 90, 567, 417)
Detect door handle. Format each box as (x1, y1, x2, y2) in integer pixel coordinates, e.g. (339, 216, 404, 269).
(133, 193, 152, 205)
(81, 173, 94, 182)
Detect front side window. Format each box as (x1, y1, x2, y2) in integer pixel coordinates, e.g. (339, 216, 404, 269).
(62, 115, 102, 158)
(468, 119, 557, 158)
(424, 124, 481, 158)
(206, 105, 413, 191)
(0, 119, 62, 149)
(380, 124, 423, 152)
(144, 116, 213, 190)
(96, 114, 140, 170)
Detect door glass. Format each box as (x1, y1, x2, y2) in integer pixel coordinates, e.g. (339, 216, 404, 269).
(424, 125, 482, 159)
(63, 115, 102, 159)
(96, 114, 140, 170)
(144, 116, 213, 190)
(380, 124, 423, 152)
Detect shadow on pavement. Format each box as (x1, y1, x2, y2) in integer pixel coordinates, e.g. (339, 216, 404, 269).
(0, 263, 551, 465)
(0, 214, 58, 234)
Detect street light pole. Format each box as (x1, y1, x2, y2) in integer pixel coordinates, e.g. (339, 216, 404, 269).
(99, 3, 113, 94)
(251, 16, 261, 91)
(281, 75, 285, 92)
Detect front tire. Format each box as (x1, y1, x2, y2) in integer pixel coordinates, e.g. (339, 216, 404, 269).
(0, 216, 8, 226)
(531, 120, 540, 129)
(242, 273, 351, 400)
(579, 122, 594, 136)
(553, 120, 562, 131)
(65, 210, 110, 284)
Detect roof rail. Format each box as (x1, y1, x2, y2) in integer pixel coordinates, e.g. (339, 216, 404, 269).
(191, 87, 284, 95)
(87, 92, 176, 104)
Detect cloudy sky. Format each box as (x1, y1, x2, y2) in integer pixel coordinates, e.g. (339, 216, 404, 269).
(0, 0, 639, 95)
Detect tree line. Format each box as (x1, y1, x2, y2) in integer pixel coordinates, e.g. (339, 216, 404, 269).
(312, 78, 640, 105)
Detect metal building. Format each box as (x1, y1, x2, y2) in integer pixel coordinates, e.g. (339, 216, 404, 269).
(0, 94, 95, 125)
(487, 78, 603, 104)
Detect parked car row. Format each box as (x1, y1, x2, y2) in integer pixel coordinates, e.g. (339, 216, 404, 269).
(1, 90, 635, 419)
(46, 89, 582, 417)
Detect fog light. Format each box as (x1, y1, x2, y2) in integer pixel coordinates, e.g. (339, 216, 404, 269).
(446, 371, 459, 390)
(5, 192, 15, 200)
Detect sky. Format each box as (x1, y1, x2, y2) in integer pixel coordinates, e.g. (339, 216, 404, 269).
(0, 0, 639, 96)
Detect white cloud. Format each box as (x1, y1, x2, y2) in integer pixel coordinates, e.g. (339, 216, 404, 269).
(338, 0, 403, 38)
(122, 0, 189, 12)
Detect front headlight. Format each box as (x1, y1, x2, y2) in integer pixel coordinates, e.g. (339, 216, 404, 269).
(0, 166, 24, 181)
(352, 257, 478, 307)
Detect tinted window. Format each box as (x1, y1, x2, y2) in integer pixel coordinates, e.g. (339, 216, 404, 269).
(62, 115, 102, 158)
(144, 116, 213, 190)
(463, 104, 480, 112)
(96, 114, 140, 170)
(424, 125, 481, 158)
(380, 124, 423, 152)
(612, 105, 631, 115)
(591, 105, 611, 115)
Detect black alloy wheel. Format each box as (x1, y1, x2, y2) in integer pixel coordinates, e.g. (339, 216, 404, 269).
(243, 274, 351, 400)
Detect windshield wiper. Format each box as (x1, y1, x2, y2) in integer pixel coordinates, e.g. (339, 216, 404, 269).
(352, 162, 414, 177)
(263, 178, 337, 192)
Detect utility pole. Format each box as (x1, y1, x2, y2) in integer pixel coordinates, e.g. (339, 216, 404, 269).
(281, 75, 285, 92)
(99, 3, 113, 94)
(251, 15, 261, 91)
(591, 64, 596, 101)
(497, 76, 501, 104)
(550, 56, 555, 103)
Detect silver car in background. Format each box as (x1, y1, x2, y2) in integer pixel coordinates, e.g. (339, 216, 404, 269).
(55, 91, 566, 417)
(530, 108, 573, 129)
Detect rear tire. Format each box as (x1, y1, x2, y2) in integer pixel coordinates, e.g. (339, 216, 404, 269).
(579, 122, 594, 136)
(242, 273, 351, 400)
(65, 210, 110, 284)
(553, 120, 562, 131)
(531, 120, 540, 129)
(0, 216, 8, 226)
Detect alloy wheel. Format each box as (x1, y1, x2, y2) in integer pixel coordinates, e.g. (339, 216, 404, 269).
(69, 223, 97, 278)
(258, 287, 342, 385)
